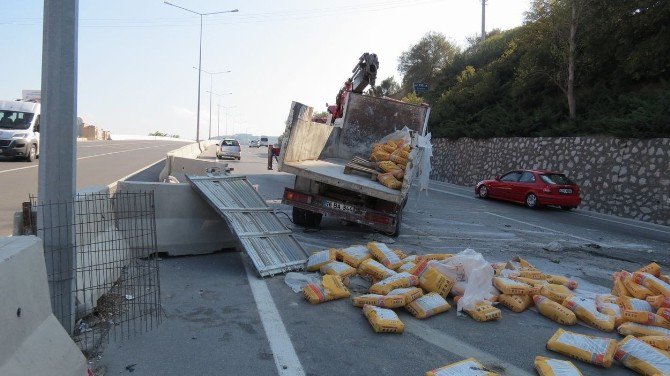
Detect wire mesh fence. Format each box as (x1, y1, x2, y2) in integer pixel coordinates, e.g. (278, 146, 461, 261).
(25, 191, 161, 356)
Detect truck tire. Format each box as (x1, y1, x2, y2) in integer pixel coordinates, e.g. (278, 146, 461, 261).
(383, 209, 403, 237)
(305, 211, 323, 228)
(292, 207, 308, 227)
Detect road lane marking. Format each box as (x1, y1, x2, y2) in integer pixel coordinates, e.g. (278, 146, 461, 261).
(243, 260, 305, 376)
(404, 319, 534, 376)
(0, 143, 174, 175)
(572, 211, 670, 235)
(427, 186, 476, 200)
(484, 211, 602, 244)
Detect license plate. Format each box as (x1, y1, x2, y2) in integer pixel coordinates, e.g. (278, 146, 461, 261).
(559, 188, 573, 194)
(324, 200, 355, 213)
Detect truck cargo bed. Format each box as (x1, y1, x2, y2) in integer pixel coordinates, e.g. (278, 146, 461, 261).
(281, 158, 402, 204)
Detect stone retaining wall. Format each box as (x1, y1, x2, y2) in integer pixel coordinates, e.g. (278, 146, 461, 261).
(430, 136, 670, 226)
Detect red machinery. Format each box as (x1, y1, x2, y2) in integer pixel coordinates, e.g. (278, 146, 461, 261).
(318, 53, 379, 124)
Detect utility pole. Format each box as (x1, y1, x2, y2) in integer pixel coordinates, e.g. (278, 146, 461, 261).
(481, 0, 487, 41)
(39, 0, 78, 334)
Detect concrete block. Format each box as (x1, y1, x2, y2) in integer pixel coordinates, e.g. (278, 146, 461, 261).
(158, 140, 218, 181)
(117, 181, 236, 256)
(164, 156, 229, 183)
(0, 236, 87, 376)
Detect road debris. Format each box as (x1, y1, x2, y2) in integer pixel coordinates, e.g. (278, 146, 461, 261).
(424, 358, 499, 375)
(534, 356, 583, 376)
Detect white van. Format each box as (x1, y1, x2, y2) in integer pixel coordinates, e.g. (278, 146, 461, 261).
(259, 136, 269, 147)
(0, 100, 41, 161)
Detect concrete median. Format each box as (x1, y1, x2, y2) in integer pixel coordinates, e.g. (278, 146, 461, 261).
(158, 140, 219, 182)
(0, 236, 88, 376)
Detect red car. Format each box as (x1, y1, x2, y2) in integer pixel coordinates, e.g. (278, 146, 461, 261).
(475, 170, 581, 210)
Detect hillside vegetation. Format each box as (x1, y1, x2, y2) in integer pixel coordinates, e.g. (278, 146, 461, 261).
(400, 0, 670, 139)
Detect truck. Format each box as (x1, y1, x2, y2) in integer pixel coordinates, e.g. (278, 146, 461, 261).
(0, 100, 41, 162)
(277, 92, 430, 236)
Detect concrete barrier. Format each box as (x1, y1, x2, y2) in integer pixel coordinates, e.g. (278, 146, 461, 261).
(0, 236, 88, 376)
(158, 140, 219, 182)
(117, 180, 236, 256)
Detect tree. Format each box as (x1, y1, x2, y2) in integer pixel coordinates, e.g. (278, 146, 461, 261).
(368, 76, 400, 97)
(401, 92, 423, 105)
(149, 131, 169, 137)
(398, 32, 459, 95)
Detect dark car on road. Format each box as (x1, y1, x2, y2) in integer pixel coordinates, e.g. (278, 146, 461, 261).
(475, 170, 581, 210)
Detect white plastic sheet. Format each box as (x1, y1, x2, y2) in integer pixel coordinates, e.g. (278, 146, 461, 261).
(284, 272, 321, 293)
(416, 132, 433, 193)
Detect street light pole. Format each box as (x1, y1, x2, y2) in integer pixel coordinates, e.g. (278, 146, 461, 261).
(194, 68, 230, 140)
(164, 2, 238, 143)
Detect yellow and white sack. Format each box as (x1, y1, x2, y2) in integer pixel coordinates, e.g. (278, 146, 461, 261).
(615, 335, 670, 375)
(320, 261, 357, 278)
(498, 294, 533, 313)
(397, 262, 416, 273)
(305, 249, 338, 272)
(362, 304, 404, 334)
(562, 296, 615, 332)
(337, 245, 371, 268)
(618, 322, 670, 337)
(633, 272, 670, 297)
(493, 277, 532, 295)
(367, 242, 405, 270)
(353, 294, 405, 309)
(539, 284, 572, 304)
(546, 328, 617, 367)
(425, 358, 499, 376)
(302, 275, 351, 304)
(388, 287, 423, 304)
(534, 356, 583, 376)
(419, 266, 455, 298)
(466, 302, 502, 322)
(622, 309, 670, 329)
(618, 296, 655, 312)
(406, 292, 451, 319)
(639, 335, 670, 351)
(533, 295, 577, 325)
(369, 272, 419, 295)
(358, 259, 397, 281)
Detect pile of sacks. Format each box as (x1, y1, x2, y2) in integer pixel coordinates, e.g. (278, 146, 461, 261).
(369, 139, 411, 190)
(297, 245, 670, 374)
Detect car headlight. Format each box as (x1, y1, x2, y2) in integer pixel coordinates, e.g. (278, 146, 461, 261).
(12, 133, 29, 139)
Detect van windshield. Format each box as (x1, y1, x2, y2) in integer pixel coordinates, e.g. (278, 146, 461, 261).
(260, 137, 268, 141)
(0, 111, 34, 130)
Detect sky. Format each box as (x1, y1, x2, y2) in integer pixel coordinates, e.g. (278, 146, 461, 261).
(1, 0, 531, 140)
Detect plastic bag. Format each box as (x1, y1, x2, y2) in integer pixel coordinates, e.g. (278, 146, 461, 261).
(337, 245, 371, 268)
(406, 292, 451, 319)
(424, 358, 499, 376)
(427, 249, 495, 313)
(369, 272, 419, 295)
(377, 126, 412, 147)
(353, 294, 405, 309)
(618, 322, 670, 337)
(534, 356, 583, 376)
(303, 275, 350, 304)
(362, 304, 404, 333)
(615, 335, 670, 375)
(284, 272, 321, 293)
(546, 328, 617, 367)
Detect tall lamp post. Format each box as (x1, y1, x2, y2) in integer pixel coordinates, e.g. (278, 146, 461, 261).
(207, 92, 233, 138)
(164, 1, 237, 143)
(194, 67, 230, 139)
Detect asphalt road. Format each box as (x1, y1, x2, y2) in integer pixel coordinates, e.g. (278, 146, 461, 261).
(0, 140, 190, 235)
(99, 146, 670, 376)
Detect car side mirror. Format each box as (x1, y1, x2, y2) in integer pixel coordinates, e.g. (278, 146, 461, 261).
(494, 175, 500, 181)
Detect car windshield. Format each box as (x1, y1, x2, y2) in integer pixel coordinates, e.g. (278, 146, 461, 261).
(540, 174, 574, 185)
(260, 137, 268, 141)
(0, 111, 34, 130)
(221, 140, 239, 146)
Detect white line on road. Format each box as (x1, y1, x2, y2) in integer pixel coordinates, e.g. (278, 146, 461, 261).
(572, 211, 670, 235)
(243, 261, 305, 376)
(404, 319, 534, 376)
(484, 211, 602, 244)
(427, 186, 476, 200)
(0, 143, 173, 175)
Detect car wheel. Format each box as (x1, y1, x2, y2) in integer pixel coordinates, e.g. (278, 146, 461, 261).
(26, 145, 36, 162)
(525, 193, 538, 208)
(478, 185, 489, 199)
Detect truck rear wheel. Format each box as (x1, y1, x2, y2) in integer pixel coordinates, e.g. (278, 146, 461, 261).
(292, 208, 322, 228)
(382, 209, 402, 237)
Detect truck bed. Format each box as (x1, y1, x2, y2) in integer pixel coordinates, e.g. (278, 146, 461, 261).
(281, 158, 402, 204)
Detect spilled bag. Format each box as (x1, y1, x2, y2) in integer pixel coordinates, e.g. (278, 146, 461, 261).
(636, 262, 661, 277)
(618, 296, 654, 312)
(419, 266, 455, 298)
(388, 287, 424, 304)
(624, 274, 654, 299)
(623, 309, 670, 329)
(353, 294, 405, 309)
(540, 284, 573, 304)
(369, 272, 419, 295)
(639, 335, 670, 351)
(534, 356, 583, 376)
(303, 275, 351, 304)
(406, 292, 451, 319)
(534, 295, 577, 325)
(615, 335, 670, 375)
(546, 328, 617, 367)
(647, 295, 670, 309)
(358, 259, 397, 281)
(563, 296, 615, 332)
(320, 261, 357, 278)
(633, 272, 670, 297)
(499, 294, 533, 313)
(337, 245, 371, 268)
(618, 322, 670, 337)
(305, 249, 338, 272)
(493, 277, 532, 295)
(425, 358, 499, 376)
(546, 274, 578, 290)
(367, 242, 405, 270)
(466, 302, 502, 322)
(362, 304, 404, 334)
